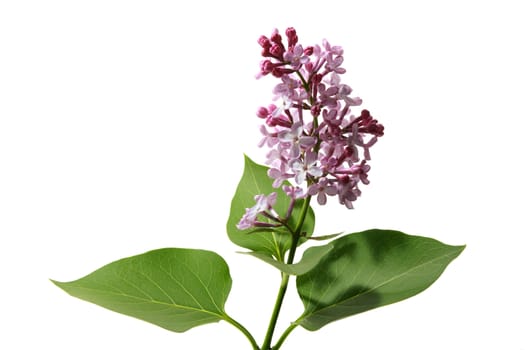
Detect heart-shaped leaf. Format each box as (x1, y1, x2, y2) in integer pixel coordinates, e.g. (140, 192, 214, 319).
(240, 243, 333, 275)
(226, 155, 315, 260)
(52, 248, 232, 332)
(296, 229, 465, 331)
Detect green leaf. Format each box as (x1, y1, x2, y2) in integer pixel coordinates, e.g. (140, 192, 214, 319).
(305, 232, 343, 241)
(226, 155, 315, 260)
(296, 229, 465, 331)
(52, 248, 232, 333)
(239, 243, 333, 275)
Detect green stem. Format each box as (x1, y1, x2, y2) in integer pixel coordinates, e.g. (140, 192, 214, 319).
(295, 70, 309, 91)
(272, 323, 298, 350)
(260, 237, 298, 350)
(224, 315, 260, 350)
(260, 196, 311, 350)
(293, 196, 312, 236)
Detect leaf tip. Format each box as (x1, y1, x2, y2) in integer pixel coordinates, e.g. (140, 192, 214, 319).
(49, 278, 66, 288)
(456, 244, 467, 254)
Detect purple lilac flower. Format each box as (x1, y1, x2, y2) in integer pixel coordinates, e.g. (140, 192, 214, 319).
(283, 44, 309, 70)
(236, 192, 278, 230)
(238, 27, 384, 230)
(290, 151, 322, 184)
(267, 159, 293, 188)
(278, 123, 316, 159)
(307, 177, 338, 205)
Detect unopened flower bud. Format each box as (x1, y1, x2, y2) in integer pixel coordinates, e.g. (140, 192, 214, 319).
(304, 46, 314, 55)
(285, 27, 298, 48)
(256, 107, 269, 119)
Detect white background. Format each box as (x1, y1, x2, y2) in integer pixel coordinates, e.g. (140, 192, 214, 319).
(1, 1, 524, 349)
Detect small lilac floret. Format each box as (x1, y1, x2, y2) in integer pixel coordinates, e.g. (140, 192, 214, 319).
(273, 75, 301, 100)
(236, 193, 277, 230)
(258, 125, 279, 148)
(283, 185, 305, 200)
(291, 151, 322, 184)
(268, 162, 293, 188)
(283, 44, 310, 70)
(278, 123, 316, 159)
(308, 178, 338, 205)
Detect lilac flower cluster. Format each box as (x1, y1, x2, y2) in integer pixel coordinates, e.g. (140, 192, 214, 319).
(237, 27, 384, 230)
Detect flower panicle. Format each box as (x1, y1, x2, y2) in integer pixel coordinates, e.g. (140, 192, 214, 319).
(239, 27, 384, 230)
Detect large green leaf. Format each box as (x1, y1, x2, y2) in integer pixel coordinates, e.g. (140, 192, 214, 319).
(52, 248, 232, 332)
(226, 155, 315, 260)
(296, 229, 465, 331)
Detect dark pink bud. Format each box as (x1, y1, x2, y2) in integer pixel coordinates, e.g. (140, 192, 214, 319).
(261, 48, 271, 57)
(265, 116, 277, 127)
(305, 62, 314, 72)
(344, 146, 356, 159)
(258, 35, 271, 48)
(311, 104, 321, 117)
(267, 115, 292, 128)
(260, 60, 275, 74)
(256, 107, 269, 119)
(270, 30, 283, 44)
(271, 67, 286, 78)
(339, 174, 351, 186)
(311, 73, 322, 85)
(270, 43, 285, 58)
(304, 46, 314, 55)
(359, 110, 385, 136)
(271, 66, 294, 77)
(347, 109, 385, 137)
(371, 124, 385, 137)
(285, 27, 298, 48)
